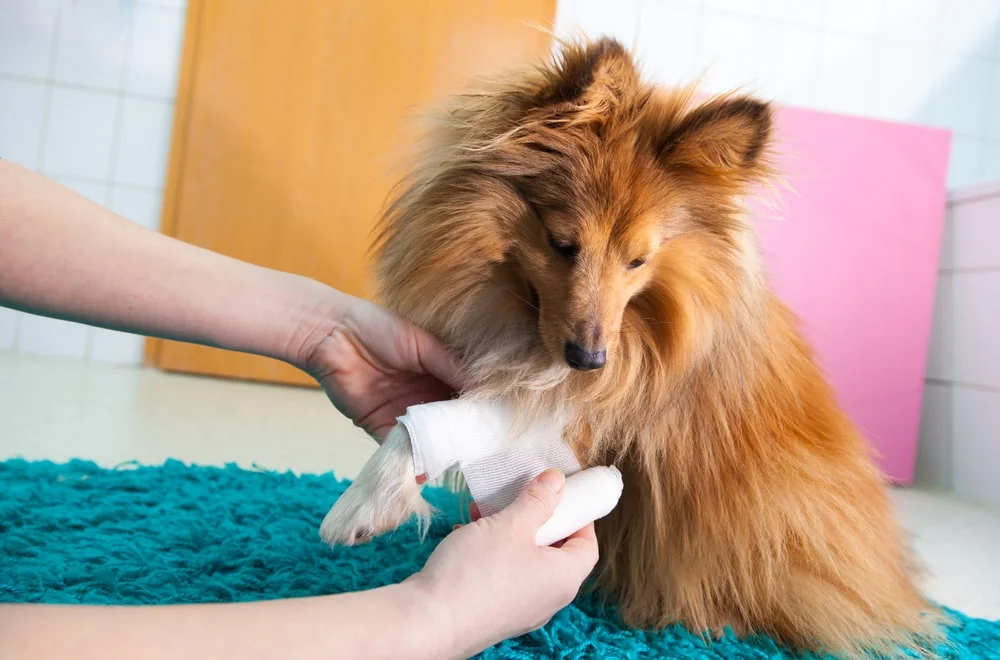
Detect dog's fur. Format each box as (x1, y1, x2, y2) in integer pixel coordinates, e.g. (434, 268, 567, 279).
(321, 37, 944, 657)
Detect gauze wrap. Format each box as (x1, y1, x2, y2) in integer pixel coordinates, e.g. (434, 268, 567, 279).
(397, 399, 624, 544)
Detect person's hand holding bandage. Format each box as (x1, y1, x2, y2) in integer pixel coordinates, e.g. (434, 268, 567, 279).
(398, 399, 624, 546)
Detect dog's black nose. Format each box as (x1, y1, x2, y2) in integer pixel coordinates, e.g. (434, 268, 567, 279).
(564, 342, 607, 371)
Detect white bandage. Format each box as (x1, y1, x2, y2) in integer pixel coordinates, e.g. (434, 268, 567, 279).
(397, 399, 624, 544)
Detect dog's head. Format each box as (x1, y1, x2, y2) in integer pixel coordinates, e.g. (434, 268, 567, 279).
(375, 37, 775, 393)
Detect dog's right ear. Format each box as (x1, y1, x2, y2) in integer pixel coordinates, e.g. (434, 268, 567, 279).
(530, 37, 639, 113)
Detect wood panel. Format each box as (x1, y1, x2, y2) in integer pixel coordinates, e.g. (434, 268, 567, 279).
(148, 0, 556, 385)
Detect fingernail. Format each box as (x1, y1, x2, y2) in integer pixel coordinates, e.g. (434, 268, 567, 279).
(415, 474, 427, 485)
(536, 469, 564, 493)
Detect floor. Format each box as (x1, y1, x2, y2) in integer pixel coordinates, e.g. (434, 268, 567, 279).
(2, 351, 998, 621)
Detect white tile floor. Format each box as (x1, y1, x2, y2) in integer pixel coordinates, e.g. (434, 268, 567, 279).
(1, 351, 998, 621)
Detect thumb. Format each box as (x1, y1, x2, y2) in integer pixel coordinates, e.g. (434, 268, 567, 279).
(500, 469, 565, 531)
(413, 327, 468, 391)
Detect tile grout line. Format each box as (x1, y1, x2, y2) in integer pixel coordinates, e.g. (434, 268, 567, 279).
(84, 0, 140, 365)
(939, 266, 1000, 275)
(0, 72, 176, 104)
(14, 0, 65, 356)
(926, 378, 1000, 394)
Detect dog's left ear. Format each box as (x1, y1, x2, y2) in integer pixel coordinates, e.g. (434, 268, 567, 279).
(659, 96, 773, 174)
(534, 37, 639, 110)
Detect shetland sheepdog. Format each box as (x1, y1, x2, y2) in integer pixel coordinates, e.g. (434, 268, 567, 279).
(320, 37, 943, 657)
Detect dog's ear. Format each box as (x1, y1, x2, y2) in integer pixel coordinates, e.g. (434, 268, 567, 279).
(532, 37, 639, 111)
(659, 96, 773, 174)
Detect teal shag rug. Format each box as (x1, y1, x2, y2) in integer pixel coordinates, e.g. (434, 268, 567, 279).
(2, 459, 999, 659)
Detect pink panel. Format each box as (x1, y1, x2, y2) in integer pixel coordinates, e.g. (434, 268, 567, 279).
(747, 107, 951, 484)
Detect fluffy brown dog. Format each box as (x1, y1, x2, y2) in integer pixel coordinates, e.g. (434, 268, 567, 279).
(321, 37, 943, 657)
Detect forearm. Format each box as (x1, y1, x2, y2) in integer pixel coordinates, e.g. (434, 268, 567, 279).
(0, 160, 341, 366)
(0, 584, 452, 660)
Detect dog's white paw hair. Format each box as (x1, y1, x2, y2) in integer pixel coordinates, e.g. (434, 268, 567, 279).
(320, 424, 432, 546)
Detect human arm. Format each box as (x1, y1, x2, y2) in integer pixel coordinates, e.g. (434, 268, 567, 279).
(0, 471, 598, 660)
(0, 160, 462, 438)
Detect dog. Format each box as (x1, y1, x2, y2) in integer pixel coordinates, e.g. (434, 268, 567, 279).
(320, 37, 944, 657)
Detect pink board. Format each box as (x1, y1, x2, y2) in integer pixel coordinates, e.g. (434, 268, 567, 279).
(748, 107, 951, 484)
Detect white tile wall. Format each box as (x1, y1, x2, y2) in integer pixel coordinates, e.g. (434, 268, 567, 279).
(0, 78, 47, 167)
(113, 97, 174, 187)
(920, 182, 1000, 505)
(3, 0, 998, 373)
(42, 87, 120, 178)
(916, 382, 953, 489)
(952, 386, 1000, 504)
(558, 0, 1000, 188)
(0, 0, 185, 365)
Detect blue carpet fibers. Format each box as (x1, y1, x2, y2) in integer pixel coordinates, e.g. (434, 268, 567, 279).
(2, 459, 998, 659)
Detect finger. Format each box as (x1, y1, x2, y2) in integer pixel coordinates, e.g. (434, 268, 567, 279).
(412, 327, 468, 391)
(552, 522, 599, 571)
(498, 469, 565, 531)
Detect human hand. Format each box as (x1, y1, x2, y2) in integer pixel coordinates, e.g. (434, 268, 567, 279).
(408, 470, 599, 659)
(301, 295, 465, 440)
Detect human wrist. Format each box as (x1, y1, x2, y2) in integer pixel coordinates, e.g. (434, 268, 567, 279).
(262, 270, 352, 372)
(389, 578, 461, 660)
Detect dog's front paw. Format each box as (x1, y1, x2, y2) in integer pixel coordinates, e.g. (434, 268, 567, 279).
(319, 424, 432, 547)
(320, 477, 429, 546)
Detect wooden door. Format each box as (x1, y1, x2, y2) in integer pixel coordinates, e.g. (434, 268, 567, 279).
(148, 0, 556, 385)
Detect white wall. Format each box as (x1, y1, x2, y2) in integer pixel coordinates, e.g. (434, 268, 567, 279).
(0, 0, 185, 364)
(918, 180, 1000, 505)
(2, 0, 998, 367)
(555, 0, 1000, 188)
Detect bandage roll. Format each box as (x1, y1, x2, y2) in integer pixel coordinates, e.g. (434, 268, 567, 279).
(535, 466, 624, 547)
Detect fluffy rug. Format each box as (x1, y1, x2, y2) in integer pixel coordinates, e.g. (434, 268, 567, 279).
(2, 459, 998, 659)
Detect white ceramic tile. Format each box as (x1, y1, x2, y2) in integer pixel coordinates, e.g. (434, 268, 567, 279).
(698, 10, 763, 93)
(988, 63, 1000, 140)
(762, 0, 823, 26)
(16, 314, 90, 359)
(41, 86, 118, 179)
(89, 328, 145, 364)
(816, 32, 878, 116)
(880, 0, 941, 47)
(931, 55, 992, 137)
(758, 23, 821, 106)
(635, 1, 704, 85)
(949, 196, 1000, 270)
(939, 208, 955, 272)
(111, 97, 174, 188)
(108, 185, 163, 231)
(982, 140, 1000, 181)
(871, 44, 938, 123)
(0, 77, 47, 168)
(915, 382, 953, 489)
(947, 135, 985, 189)
(47, 174, 109, 206)
(926, 274, 954, 381)
(952, 271, 1000, 389)
(705, 0, 763, 14)
(821, 0, 883, 36)
(0, 308, 19, 351)
(139, 0, 187, 8)
(124, 4, 185, 98)
(937, 0, 1000, 58)
(952, 385, 1000, 506)
(0, 0, 59, 78)
(52, 0, 130, 90)
(553, 0, 641, 49)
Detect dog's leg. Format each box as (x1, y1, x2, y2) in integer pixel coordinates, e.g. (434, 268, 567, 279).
(320, 423, 432, 546)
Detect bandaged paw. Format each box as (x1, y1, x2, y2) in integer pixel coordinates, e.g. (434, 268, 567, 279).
(396, 399, 624, 545)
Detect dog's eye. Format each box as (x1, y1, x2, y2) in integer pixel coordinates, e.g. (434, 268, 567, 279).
(547, 233, 579, 260)
(627, 257, 646, 270)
